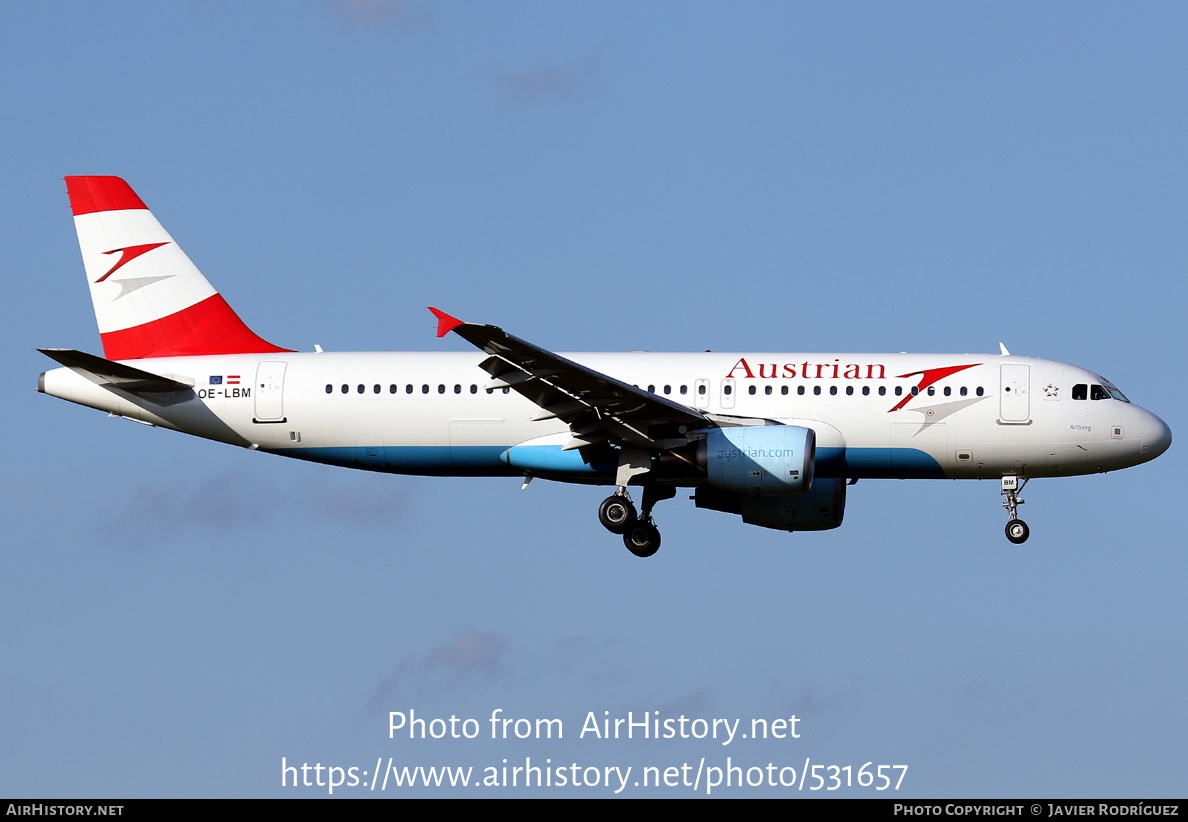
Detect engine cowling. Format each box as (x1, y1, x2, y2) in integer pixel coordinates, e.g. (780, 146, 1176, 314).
(694, 479, 847, 532)
(699, 425, 815, 495)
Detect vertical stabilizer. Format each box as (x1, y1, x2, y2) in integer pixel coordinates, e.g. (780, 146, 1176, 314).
(65, 176, 290, 360)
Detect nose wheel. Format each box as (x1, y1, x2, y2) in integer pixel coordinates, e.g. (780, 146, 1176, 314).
(1005, 518, 1030, 544)
(1001, 476, 1029, 544)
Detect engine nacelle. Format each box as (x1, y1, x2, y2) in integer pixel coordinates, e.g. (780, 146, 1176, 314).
(694, 478, 847, 532)
(699, 425, 815, 495)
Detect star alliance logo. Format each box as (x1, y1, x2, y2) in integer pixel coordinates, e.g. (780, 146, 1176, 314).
(1043, 384, 1058, 397)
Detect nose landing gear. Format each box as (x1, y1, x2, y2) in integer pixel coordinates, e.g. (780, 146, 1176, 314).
(1001, 475, 1029, 544)
(1005, 518, 1030, 544)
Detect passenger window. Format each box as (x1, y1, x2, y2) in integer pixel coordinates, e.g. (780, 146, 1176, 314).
(781, 386, 789, 395)
(724, 385, 732, 395)
(471, 385, 478, 394)
(960, 386, 968, 397)
(1073, 384, 1087, 400)
(389, 384, 397, 394)
(325, 384, 332, 394)
(341, 384, 348, 394)
(976, 387, 984, 396)
(406, 384, 413, 394)
(373, 384, 380, 394)
(911, 386, 919, 396)
(698, 385, 706, 395)
(422, 384, 429, 394)
(894, 386, 902, 396)
(846, 386, 853, 396)
(830, 386, 837, 396)
(813, 386, 821, 396)
(680, 385, 688, 395)
(878, 386, 886, 396)
(943, 387, 951, 396)
(648, 385, 655, 393)
(862, 386, 869, 396)
(454, 384, 461, 394)
(357, 384, 365, 394)
(664, 385, 671, 395)
(798, 386, 806, 395)
(765, 385, 773, 395)
(748, 386, 756, 395)
(438, 384, 445, 394)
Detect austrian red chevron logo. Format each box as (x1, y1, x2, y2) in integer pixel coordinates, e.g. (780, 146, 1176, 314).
(95, 242, 170, 283)
(888, 363, 982, 412)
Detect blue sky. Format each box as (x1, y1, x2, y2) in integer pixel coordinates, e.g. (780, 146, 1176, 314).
(2, 1, 1185, 797)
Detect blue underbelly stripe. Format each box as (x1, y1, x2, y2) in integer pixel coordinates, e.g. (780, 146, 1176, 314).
(265, 444, 946, 480)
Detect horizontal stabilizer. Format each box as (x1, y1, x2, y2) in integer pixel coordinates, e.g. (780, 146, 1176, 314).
(39, 348, 194, 393)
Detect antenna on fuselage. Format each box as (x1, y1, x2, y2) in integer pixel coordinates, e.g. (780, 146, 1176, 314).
(998, 342, 1010, 356)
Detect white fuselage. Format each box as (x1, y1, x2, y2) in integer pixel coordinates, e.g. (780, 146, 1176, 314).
(39, 350, 1170, 484)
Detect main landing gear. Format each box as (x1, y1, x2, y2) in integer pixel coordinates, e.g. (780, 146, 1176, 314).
(597, 492, 635, 533)
(1001, 475, 1029, 544)
(597, 486, 674, 558)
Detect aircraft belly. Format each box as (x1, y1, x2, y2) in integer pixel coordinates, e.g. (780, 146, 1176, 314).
(449, 417, 509, 469)
(266, 444, 514, 476)
(890, 422, 949, 478)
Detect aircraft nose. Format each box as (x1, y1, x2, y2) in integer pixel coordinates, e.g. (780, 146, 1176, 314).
(1140, 411, 1172, 460)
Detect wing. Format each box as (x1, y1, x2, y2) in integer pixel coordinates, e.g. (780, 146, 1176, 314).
(429, 308, 708, 451)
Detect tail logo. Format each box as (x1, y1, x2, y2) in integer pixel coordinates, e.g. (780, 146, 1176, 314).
(95, 242, 170, 283)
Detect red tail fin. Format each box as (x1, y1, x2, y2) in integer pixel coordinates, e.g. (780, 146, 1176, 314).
(66, 176, 291, 360)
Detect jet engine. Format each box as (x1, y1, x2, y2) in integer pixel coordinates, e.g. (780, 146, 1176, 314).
(698, 424, 816, 495)
(694, 478, 847, 532)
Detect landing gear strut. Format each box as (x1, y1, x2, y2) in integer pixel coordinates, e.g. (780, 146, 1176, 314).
(597, 485, 674, 557)
(1001, 475, 1029, 544)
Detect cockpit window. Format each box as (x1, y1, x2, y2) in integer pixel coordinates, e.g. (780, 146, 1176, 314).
(1080, 377, 1130, 402)
(1072, 384, 1087, 400)
(1100, 379, 1130, 403)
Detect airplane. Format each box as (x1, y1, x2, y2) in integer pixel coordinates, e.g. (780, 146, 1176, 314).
(38, 176, 1172, 557)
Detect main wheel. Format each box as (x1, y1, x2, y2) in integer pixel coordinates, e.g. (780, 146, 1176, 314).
(598, 495, 636, 534)
(1005, 519, 1030, 544)
(623, 521, 661, 558)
